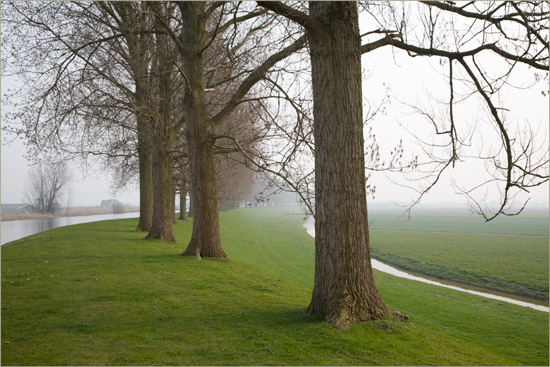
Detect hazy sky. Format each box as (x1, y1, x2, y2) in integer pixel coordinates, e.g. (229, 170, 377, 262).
(1, 135, 141, 207)
(2, 6, 549, 211)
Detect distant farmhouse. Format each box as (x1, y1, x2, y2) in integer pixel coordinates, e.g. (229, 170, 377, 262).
(100, 199, 123, 209)
(100, 199, 125, 213)
(1, 203, 35, 213)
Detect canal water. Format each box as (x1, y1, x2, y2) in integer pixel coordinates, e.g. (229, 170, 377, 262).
(1, 212, 140, 246)
(302, 217, 549, 313)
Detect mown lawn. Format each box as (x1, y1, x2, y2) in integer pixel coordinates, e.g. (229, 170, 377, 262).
(1, 207, 548, 365)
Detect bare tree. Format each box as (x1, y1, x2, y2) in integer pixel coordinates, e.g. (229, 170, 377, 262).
(258, 1, 548, 329)
(5, 0, 546, 331)
(1, 2, 156, 231)
(4, 1, 303, 245)
(257, 1, 398, 328)
(25, 162, 71, 214)
(100, 1, 156, 232)
(142, 2, 184, 242)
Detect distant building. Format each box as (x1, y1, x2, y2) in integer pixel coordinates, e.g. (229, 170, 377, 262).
(100, 199, 123, 209)
(1, 203, 35, 213)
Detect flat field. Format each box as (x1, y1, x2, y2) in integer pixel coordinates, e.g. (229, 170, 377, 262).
(1, 207, 548, 365)
(367, 212, 549, 301)
(368, 211, 549, 236)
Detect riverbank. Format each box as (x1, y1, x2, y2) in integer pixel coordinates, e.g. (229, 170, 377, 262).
(369, 229, 549, 303)
(1, 206, 139, 221)
(371, 247, 549, 306)
(1, 211, 141, 246)
(373, 257, 549, 308)
(2, 208, 547, 365)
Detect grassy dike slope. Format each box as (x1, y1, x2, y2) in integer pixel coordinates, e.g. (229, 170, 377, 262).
(1, 207, 548, 365)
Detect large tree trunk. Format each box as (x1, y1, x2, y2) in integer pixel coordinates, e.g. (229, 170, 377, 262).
(188, 185, 193, 218)
(179, 2, 226, 258)
(145, 131, 175, 241)
(183, 135, 225, 257)
(135, 115, 153, 232)
(306, 2, 390, 329)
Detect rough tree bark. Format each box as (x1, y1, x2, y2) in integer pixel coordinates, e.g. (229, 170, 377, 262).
(145, 127, 175, 241)
(134, 108, 153, 232)
(179, 2, 226, 258)
(178, 167, 188, 220)
(188, 186, 193, 218)
(306, 2, 390, 329)
(257, 1, 403, 329)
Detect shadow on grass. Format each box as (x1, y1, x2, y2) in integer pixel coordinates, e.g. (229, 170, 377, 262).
(190, 305, 326, 337)
(250, 306, 324, 326)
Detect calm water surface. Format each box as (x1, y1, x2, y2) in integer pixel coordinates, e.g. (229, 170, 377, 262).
(1, 212, 140, 246)
(303, 217, 549, 313)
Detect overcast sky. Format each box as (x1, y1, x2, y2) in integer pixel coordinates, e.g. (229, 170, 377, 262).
(2, 6, 548, 212)
(366, 45, 549, 206)
(1, 135, 141, 207)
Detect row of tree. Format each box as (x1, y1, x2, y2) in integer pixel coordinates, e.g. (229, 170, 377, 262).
(3, 2, 263, 239)
(2, 1, 548, 329)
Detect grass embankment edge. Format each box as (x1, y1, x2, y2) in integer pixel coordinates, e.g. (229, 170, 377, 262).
(368, 226, 548, 303)
(371, 248, 549, 305)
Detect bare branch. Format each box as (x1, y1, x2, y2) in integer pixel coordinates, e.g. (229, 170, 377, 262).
(211, 34, 306, 127)
(257, 1, 323, 34)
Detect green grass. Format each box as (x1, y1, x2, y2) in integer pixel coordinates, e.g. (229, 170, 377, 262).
(370, 231, 549, 300)
(1, 207, 548, 365)
(365, 213, 549, 301)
